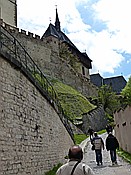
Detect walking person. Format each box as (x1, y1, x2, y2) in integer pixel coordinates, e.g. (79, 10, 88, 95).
(106, 132, 119, 165)
(106, 124, 113, 134)
(91, 132, 104, 166)
(56, 145, 95, 175)
(88, 126, 94, 140)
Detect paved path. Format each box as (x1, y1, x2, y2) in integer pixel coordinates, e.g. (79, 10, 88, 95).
(80, 133, 131, 175)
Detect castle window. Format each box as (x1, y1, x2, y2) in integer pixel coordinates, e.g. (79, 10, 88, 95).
(82, 66, 85, 76)
(122, 122, 126, 126)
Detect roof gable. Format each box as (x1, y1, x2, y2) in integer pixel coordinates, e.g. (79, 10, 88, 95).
(90, 74, 127, 94)
(41, 11, 92, 69)
(42, 23, 59, 38)
(103, 76, 127, 94)
(42, 23, 77, 49)
(90, 73, 103, 87)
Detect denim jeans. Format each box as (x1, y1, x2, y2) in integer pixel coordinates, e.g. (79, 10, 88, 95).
(95, 150, 102, 164)
(110, 150, 117, 163)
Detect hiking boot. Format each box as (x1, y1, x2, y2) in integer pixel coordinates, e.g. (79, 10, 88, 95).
(112, 162, 115, 166)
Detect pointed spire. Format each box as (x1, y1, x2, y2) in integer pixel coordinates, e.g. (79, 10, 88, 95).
(55, 6, 61, 31)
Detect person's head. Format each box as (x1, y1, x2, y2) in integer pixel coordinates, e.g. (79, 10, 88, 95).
(108, 132, 113, 136)
(94, 132, 98, 137)
(68, 145, 83, 161)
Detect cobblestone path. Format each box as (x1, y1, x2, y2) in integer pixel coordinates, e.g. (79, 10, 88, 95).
(80, 133, 131, 175)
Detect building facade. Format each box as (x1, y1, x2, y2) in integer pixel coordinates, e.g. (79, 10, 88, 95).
(90, 73, 127, 94)
(0, 0, 17, 26)
(42, 8, 92, 80)
(114, 105, 131, 153)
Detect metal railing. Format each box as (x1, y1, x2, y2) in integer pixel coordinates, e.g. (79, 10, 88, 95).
(0, 24, 74, 141)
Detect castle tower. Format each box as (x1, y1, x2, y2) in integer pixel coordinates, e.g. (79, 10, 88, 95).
(0, 0, 17, 26)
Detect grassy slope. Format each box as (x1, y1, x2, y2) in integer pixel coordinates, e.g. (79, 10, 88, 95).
(35, 73, 96, 122)
(49, 78, 96, 122)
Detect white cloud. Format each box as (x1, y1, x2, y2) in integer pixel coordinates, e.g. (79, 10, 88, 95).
(68, 28, 124, 75)
(92, 0, 131, 53)
(17, 0, 89, 35)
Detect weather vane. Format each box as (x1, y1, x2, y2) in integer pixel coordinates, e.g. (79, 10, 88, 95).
(49, 17, 51, 23)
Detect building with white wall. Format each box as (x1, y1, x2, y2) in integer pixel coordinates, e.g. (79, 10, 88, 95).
(0, 0, 17, 26)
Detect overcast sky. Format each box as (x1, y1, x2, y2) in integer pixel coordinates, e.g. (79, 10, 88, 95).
(17, 0, 131, 81)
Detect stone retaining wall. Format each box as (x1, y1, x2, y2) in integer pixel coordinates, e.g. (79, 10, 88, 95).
(0, 56, 74, 175)
(0, 20, 98, 98)
(82, 104, 107, 133)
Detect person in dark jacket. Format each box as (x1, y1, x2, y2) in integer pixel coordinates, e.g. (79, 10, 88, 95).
(106, 132, 119, 165)
(88, 126, 94, 140)
(106, 124, 113, 134)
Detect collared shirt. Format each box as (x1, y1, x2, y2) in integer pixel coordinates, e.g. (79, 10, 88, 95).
(56, 161, 95, 175)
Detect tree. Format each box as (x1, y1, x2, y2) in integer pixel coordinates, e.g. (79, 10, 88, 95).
(121, 76, 131, 105)
(98, 85, 120, 114)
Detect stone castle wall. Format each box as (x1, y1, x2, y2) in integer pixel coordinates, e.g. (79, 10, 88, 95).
(0, 56, 74, 175)
(82, 104, 107, 133)
(1, 20, 98, 98)
(114, 105, 131, 153)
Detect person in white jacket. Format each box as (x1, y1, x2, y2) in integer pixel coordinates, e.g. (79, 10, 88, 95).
(56, 145, 95, 175)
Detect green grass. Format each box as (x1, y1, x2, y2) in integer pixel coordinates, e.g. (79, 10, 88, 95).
(74, 130, 106, 145)
(73, 130, 106, 145)
(50, 79, 96, 122)
(74, 134, 88, 145)
(44, 163, 62, 175)
(97, 129, 106, 135)
(34, 75, 96, 123)
(117, 148, 131, 164)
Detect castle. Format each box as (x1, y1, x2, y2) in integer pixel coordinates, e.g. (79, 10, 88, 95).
(0, 1, 99, 174)
(2, 0, 130, 160)
(0, 1, 117, 174)
(0, 0, 98, 98)
(0, 1, 126, 95)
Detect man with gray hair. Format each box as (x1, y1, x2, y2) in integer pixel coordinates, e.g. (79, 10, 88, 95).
(56, 145, 95, 175)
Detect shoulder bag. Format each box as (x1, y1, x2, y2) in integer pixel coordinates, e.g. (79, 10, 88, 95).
(71, 161, 80, 175)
